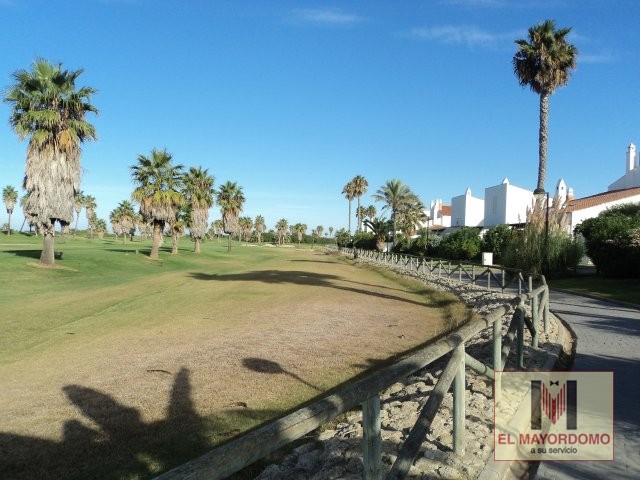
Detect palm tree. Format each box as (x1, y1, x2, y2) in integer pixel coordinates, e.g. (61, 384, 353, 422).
(131, 148, 184, 259)
(212, 219, 224, 242)
(20, 193, 37, 234)
(73, 190, 85, 237)
(238, 216, 254, 243)
(84, 195, 97, 239)
(183, 166, 215, 254)
(216, 181, 245, 253)
(513, 20, 577, 194)
(2, 186, 18, 235)
(364, 217, 391, 252)
(328, 226, 334, 238)
(292, 223, 307, 245)
(342, 180, 356, 235)
(275, 218, 289, 245)
(167, 208, 186, 254)
(351, 175, 368, 232)
(94, 218, 107, 239)
(365, 205, 377, 221)
(397, 198, 428, 238)
(372, 179, 416, 247)
(254, 215, 266, 244)
(5, 59, 98, 265)
(110, 200, 137, 243)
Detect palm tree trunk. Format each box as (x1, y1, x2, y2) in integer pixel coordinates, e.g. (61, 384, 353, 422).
(150, 221, 162, 259)
(171, 234, 179, 254)
(348, 200, 352, 235)
(356, 196, 361, 233)
(392, 213, 397, 248)
(194, 238, 201, 254)
(74, 213, 79, 237)
(227, 234, 232, 253)
(536, 91, 550, 194)
(7, 212, 11, 236)
(40, 227, 55, 266)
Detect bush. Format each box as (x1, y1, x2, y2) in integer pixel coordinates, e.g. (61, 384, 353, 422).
(481, 224, 513, 263)
(576, 203, 640, 278)
(438, 227, 482, 261)
(501, 196, 585, 277)
(352, 231, 376, 250)
(335, 228, 351, 247)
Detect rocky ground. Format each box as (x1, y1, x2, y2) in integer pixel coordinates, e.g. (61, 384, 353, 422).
(254, 256, 560, 480)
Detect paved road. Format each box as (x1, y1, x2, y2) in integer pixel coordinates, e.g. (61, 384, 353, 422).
(536, 290, 640, 479)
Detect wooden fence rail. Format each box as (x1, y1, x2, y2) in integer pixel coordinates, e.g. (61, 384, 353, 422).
(154, 248, 550, 480)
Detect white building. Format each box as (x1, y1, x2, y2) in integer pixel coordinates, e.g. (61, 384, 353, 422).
(483, 178, 534, 227)
(429, 199, 451, 228)
(451, 188, 484, 227)
(567, 187, 640, 232)
(608, 144, 640, 191)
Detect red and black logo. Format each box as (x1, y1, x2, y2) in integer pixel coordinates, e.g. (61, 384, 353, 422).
(531, 380, 577, 430)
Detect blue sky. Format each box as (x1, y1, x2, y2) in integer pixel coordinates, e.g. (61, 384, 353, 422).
(1, 0, 639, 233)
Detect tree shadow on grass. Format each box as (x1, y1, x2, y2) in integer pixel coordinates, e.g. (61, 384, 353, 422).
(0, 368, 280, 480)
(0, 249, 42, 259)
(189, 270, 435, 309)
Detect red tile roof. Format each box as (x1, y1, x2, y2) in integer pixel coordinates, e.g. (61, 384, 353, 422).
(441, 205, 452, 216)
(566, 187, 640, 212)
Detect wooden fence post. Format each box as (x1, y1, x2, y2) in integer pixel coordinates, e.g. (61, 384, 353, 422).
(517, 306, 525, 369)
(362, 394, 382, 480)
(493, 317, 502, 403)
(531, 293, 539, 349)
(453, 344, 466, 455)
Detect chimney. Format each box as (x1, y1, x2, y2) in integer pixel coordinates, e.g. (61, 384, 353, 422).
(627, 143, 637, 173)
(567, 188, 575, 201)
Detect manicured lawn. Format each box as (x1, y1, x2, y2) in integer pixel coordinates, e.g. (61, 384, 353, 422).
(550, 275, 640, 306)
(0, 233, 469, 479)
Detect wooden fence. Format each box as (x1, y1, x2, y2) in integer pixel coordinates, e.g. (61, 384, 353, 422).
(154, 249, 550, 480)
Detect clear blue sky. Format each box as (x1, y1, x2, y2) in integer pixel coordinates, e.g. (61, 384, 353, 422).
(1, 0, 639, 233)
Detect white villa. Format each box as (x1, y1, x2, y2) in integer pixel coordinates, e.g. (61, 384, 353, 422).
(483, 178, 534, 228)
(608, 144, 640, 191)
(451, 188, 484, 227)
(428, 199, 452, 229)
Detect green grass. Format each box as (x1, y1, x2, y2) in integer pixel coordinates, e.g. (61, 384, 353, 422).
(0, 232, 462, 479)
(549, 275, 640, 306)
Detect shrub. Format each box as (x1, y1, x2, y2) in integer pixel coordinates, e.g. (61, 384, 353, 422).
(335, 228, 351, 247)
(352, 231, 376, 250)
(481, 224, 513, 263)
(502, 195, 584, 277)
(438, 227, 482, 260)
(575, 203, 640, 278)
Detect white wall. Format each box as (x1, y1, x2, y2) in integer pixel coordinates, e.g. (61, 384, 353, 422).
(451, 188, 484, 227)
(570, 194, 640, 232)
(484, 179, 533, 227)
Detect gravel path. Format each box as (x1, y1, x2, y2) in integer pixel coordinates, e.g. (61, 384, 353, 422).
(535, 291, 640, 480)
(253, 258, 562, 480)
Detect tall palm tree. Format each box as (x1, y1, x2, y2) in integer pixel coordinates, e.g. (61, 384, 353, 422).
(131, 148, 184, 259)
(328, 226, 334, 237)
(183, 166, 215, 254)
(365, 205, 377, 221)
(216, 181, 245, 253)
(513, 20, 577, 194)
(84, 194, 97, 239)
(275, 218, 289, 245)
(2, 186, 18, 235)
(372, 179, 416, 247)
(167, 207, 186, 255)
(5, 59, 98, 265)
(254, 215, 266, 244)
(350, 175, 368, 232)
(342, 180, 356, 235)
(73, 190, 85, 237)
